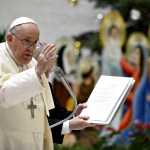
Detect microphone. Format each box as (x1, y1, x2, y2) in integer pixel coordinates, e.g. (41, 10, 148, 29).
(54, 67, 77, 101)
(49, 67, 77, 128)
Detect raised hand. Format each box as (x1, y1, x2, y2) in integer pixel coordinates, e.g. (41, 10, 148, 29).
(35, 44, 58, 77)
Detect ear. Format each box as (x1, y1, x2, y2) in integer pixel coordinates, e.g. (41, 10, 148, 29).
(6, 33, 14, 47)
(6, 33, 13, 43)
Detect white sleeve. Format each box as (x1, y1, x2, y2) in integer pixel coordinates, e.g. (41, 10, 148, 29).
(0, 67, 43, 108)
(61, 120, 71, 135)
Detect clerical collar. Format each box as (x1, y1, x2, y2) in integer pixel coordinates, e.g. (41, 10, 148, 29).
(5, 41, 25, 69)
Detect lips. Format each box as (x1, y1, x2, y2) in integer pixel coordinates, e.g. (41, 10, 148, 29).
(24, 54, 32, 59)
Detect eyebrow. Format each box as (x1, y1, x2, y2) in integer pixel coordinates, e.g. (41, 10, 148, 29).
(22, 37, 39, 42)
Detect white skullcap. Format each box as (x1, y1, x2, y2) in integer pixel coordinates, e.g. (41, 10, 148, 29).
(9, 17, 37, 31)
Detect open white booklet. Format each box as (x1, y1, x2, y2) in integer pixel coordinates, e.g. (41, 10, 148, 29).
(80, 75, 135, 125)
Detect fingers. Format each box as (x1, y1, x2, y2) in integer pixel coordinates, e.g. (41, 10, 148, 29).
(47, 54, 58, 62)
(69, 116, 95, 130)
(46, 55, 58, 70)
(35, 44, 58, 77)
(42, 44, 57, 63)
(46, 47, 56, 59)
(78, 115, 89, 120)
(78, 103, 87, 108)
(78, 116, 95, 128)
(76, 103, 88, 116)
(41, 44, 56, 56)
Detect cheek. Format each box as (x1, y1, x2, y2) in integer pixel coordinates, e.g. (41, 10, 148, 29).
(12, 48, 22, 58)
(11, 46, 25, 61)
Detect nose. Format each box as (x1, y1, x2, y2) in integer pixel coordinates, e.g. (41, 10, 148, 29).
(28, 43, 36, 48)
(26, 45, 35, 52)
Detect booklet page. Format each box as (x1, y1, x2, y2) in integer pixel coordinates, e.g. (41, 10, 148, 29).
(80, 75, 135, 125)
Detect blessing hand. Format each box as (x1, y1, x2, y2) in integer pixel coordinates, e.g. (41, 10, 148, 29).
(35, 44, 58, 77)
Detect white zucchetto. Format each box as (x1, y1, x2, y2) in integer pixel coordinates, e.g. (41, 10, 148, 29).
(9, 17, 37, 31)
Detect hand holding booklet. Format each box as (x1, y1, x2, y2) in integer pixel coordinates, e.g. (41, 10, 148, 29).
(80, 75, 135, 125)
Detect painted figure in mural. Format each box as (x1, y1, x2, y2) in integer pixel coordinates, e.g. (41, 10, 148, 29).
(115, 44, 149, 144)
(119, 32, 150, 131)
(65, 56, 100, 110)
(119, 44, 145, 130)
(99, 11, 126, 132)
(52, 37, 77, 107)
(76, 56, 99, 104)
(133, 53, 150, 123)
(99, 11, 126, 78)
(101, 24, 123, 76)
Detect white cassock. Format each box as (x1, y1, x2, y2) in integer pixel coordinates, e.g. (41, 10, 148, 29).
(0, 42, 55, 150)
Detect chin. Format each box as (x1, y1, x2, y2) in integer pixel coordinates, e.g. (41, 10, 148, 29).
(21, 58, 32, 65)
(26, 59, 32, 64)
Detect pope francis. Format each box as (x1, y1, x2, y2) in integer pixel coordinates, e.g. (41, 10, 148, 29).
(0, 17, 57, 150)
(0, 17, 94, 150)
(0, 17, 58, 150)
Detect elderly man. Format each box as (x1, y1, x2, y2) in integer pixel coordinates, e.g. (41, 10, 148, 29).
(0, 17, 93, 150)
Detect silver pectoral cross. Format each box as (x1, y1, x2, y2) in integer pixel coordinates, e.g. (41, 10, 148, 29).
(28, 99, 37, 118)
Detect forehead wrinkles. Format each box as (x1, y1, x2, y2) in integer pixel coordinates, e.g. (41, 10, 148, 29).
(17, 23, 39, 40)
